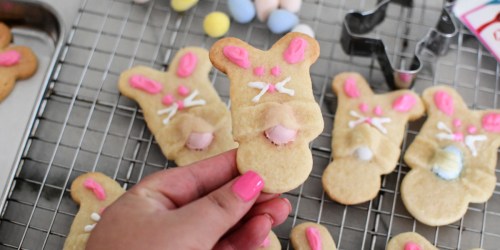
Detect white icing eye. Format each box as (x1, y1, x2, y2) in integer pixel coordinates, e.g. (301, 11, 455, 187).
(431, 145, 463, 180)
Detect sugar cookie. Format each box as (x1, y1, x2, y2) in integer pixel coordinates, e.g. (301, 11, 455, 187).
(209, 32, 323, 193)
(258, 231, 281, 250)
(63, 172, 124, 250)
(0, 22, 38, 101)
(119, 47, 237, 166)
(322, 73, 425, 204)
(290, 222, 337, 250)
(386, 232, 437, 250)
(402, 86, 500, 226)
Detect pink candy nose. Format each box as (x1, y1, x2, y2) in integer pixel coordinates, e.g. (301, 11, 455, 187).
(265, 125, 297, 145)
(186, 132, 214, 150)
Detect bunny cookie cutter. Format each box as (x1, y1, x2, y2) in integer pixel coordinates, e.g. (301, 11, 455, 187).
(340, 0, 458, 89)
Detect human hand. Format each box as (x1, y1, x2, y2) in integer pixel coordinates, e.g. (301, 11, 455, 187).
(86, 149, 291, 250)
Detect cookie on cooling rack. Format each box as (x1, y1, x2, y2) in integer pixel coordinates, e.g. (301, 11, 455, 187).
(63, 172, 124, 250)
(386, 232, 437, 250)
(402, 86, 500, 226)
(290, 222, 337, 250)
(118, 47, 237, 166)
(322, 72, 425, 205)
(0, 22, 38, 102)
(257, 230, 281, 250)
(209, 32, 324, 193)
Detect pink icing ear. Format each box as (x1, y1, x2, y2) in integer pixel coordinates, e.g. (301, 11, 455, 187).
(129, 75, 163, 94)
(305, 227, 322, 250)
(343, 76, 360, 98)
(223, 46, 251, 69)
(0, 50, 21, 66)
(392, 94, 417, 112)
(83, 178, 107, 201)
(434, 90, 454, 116)
(177, 52, 198, 78)
(404, 242, 422, 250)
(482, 113, 500, 132)
(284, 37, 308, 64)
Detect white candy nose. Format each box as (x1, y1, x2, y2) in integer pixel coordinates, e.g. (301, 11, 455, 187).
(354, 146, 373, 161)
(265, 124, 297, 145)
(186, 132, 214, 150)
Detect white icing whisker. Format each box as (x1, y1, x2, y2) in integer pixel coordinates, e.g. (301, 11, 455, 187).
(90, 212, 101, 222)
(248, 81, 270, 102)
(348, 111, 390, 134)
(183, 89, 206, 107)
(275, 76, 294, 96)
(156, 89, 206, 124)
(437, 121, 453, 134)
(157, 103, 179, 125)
(84, 224, 96, 232)
(247, 76, 295, 102)
(436, 133, 455, 141)
(465, 135, 487, 157)
(370, 117, 391, 134)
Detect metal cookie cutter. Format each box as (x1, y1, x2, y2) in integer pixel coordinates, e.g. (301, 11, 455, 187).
(340, 0, 458, 89)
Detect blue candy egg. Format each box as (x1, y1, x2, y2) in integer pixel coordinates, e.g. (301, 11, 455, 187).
(267, 9, 299, 34)
(228, 0, 256, 24)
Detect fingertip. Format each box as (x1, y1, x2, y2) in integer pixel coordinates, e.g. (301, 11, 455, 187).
(214, 214, 273, 250)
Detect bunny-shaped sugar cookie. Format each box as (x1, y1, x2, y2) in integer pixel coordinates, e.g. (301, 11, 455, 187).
(119, 47, 237, 166)
(0, 22, 38, 101)
(209, 32, 324, 193)
(63, 172, 124, 250)
(402, 86, 500, 226)
(322, 73, 425, 205)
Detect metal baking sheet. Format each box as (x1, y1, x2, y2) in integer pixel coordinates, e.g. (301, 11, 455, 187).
(0, 0, 64, 210)
(1, 0, 500, 249)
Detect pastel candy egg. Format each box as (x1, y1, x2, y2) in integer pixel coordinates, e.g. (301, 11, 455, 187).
(228, 0, 256, 24)
(171, 0, 198, 12)
(280, 0, 302, 13)
(203, 12, 230, 38)
(255, 0, 279, 22)
(267, 9, 299, 34)
(291, 23, 315, 38)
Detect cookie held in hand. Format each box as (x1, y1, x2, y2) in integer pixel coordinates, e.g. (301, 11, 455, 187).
(119, 47, 237, 166)
(209, 32, 324, 193)
(402, 86, 500, 226)
(322, 73, 425, 205)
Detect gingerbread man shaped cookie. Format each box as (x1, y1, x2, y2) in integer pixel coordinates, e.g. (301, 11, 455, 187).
(322, 73, 425, 205)
(402, 86, 500, 226)
(0, 22, 38, 101)
(63, 172, 124, 250)
(209, 32, 324, 193)
(119, 47, 237, 166)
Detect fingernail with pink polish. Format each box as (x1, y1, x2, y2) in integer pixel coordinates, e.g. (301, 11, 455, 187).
(232, 171, 264, 202)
